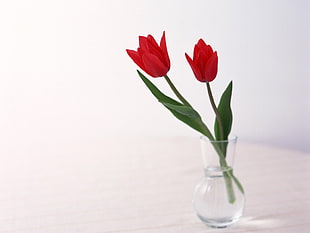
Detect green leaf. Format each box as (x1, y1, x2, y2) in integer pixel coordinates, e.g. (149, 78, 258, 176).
(137, 70, 182, 106)
(137, 70, 214, 140)
(161, 102, 200, 119)
(161, 102, 213, 138)
(214, 81, 233, 140)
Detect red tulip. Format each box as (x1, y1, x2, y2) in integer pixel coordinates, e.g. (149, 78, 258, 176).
(185, 39, 218, 82)
(126, 32, 170, 77)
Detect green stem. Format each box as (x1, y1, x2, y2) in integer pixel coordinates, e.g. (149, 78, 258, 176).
(201, 122, 242, 204)
(164, 75, 192, 107)
(206, 82, 224, 140)
(212, 141, 236, 203)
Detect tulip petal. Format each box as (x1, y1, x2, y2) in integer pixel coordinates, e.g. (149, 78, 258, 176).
(160, 31, 170, 68)
(146, 34, 166, 66)
(197, 39, 213, 58)
(147, 34, 161, 53)
(126, 49, 145, 71)
(196, 51, 208, 74)
(204, 52, 218, 82)
(147, 34, 158, 47)
(139, 36, 149, 51)
(185, 53, 204, 82)
(142, 52, 169, 77)
(193, 43, 200, 60)
(197, 39, 213, 52)
(197, 39, 207, 48)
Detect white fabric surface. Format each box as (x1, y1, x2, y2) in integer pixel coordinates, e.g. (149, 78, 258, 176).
(0, 137, 309, 232)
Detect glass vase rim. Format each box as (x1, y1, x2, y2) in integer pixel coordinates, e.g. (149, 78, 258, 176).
(200, 134, 238, 143)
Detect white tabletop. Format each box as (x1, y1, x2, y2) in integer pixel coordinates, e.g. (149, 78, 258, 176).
(0, 137, 309, 233)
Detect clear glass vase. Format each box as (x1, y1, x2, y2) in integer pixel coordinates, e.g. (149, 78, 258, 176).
(193, 135, 245, 228)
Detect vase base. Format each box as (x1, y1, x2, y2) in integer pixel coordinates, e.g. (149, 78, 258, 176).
(197, 215, 239, 228)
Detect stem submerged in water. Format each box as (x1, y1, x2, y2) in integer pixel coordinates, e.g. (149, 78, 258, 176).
(210, 141, 236, 204)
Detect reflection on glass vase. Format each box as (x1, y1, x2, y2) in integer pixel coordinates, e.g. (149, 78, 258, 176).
(193, 135, 245, 228)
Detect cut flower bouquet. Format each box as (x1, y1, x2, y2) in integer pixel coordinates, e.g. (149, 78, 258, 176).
(126, 31, 244, 205)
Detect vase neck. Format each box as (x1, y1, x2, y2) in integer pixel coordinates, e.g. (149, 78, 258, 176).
(204, 166, 232, 177)
(200, 135, 238, 171)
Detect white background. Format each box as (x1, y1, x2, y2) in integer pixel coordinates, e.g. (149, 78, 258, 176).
(0, 0, 309, 152)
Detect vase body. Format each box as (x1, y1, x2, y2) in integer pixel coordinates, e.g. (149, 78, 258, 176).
(193, 136, 245, 228)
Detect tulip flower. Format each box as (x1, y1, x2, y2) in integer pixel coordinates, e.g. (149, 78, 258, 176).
(185, 39, 218, 82)
(126, 31, 170, 77)
(185, 39, 224, 140)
